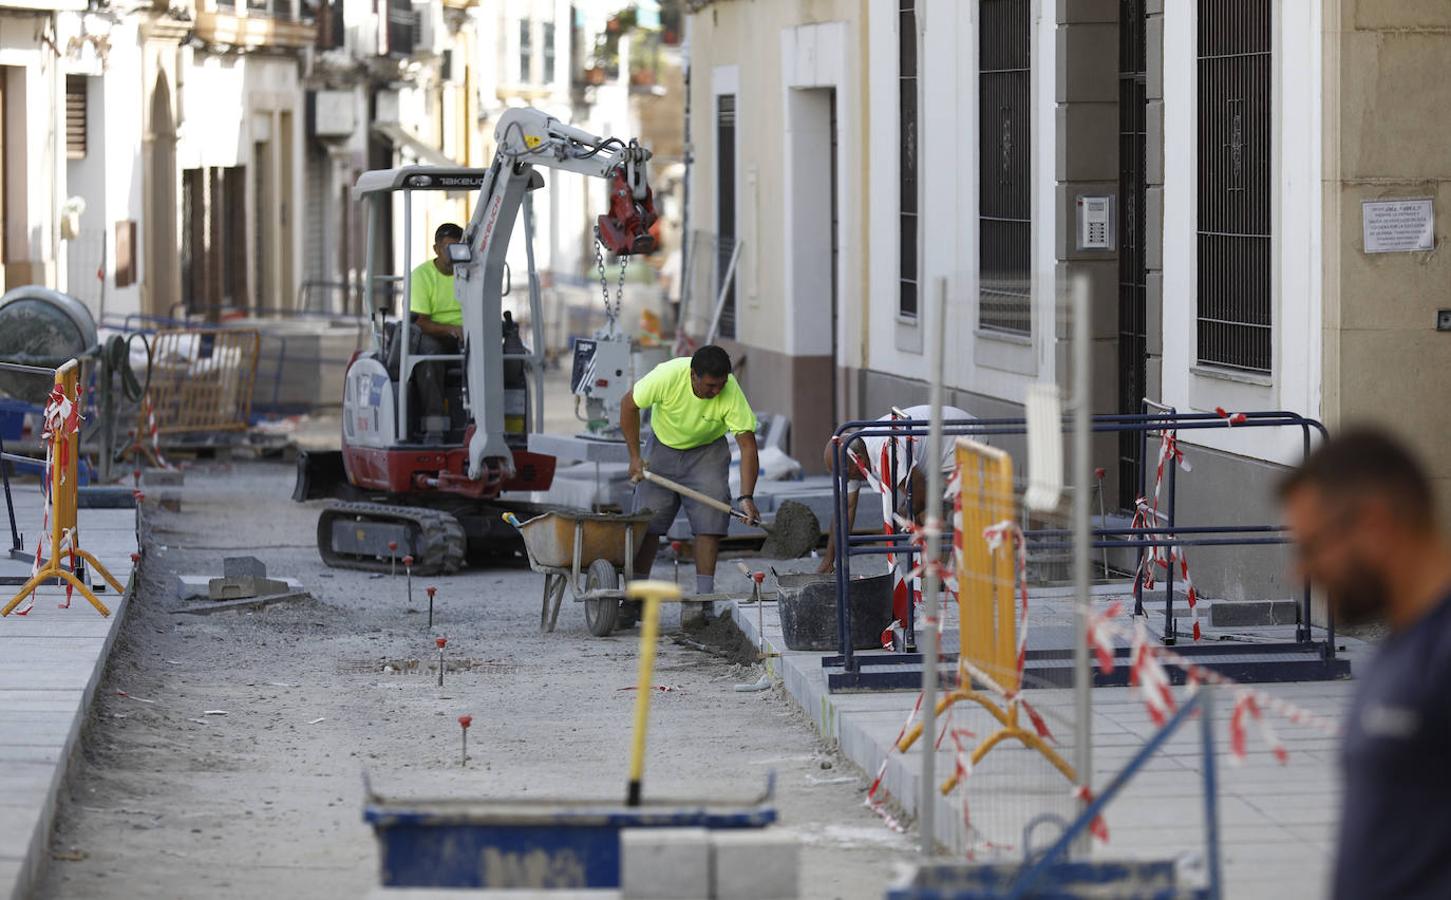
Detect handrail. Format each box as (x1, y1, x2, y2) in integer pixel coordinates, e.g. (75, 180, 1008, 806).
(829, 410, 1330, 675)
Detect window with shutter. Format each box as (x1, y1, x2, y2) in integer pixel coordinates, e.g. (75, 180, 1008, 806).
(66, 76, 87, 160)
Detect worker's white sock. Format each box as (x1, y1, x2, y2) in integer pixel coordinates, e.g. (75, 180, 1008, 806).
(695, 574, 714, 595)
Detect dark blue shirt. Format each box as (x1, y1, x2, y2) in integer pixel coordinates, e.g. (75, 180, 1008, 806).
(1336, 593, 1451, 899)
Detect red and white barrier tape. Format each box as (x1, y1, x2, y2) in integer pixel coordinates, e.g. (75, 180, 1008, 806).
(1089, 604, 1341, 761)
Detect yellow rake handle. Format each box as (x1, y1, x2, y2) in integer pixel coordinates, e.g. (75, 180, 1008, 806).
(626, 579, 683, 805)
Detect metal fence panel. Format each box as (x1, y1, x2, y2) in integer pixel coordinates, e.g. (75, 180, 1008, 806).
(148, 329, 260, 434)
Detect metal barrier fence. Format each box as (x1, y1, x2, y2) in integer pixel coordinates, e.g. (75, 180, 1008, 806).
(0, 358, 124, 618)
(147, 329, 260, 434)
(106, 312, 371, 417)
(827, 410, 1338, 689)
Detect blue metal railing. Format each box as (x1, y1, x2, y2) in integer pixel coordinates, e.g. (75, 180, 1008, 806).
(829, 410, 1331, 676)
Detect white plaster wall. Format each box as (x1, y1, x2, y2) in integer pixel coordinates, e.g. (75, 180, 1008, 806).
(865, 0, 1057, 405)
(779, 20, 860, 365)
(99, 20, 145, 320)
(1160, 0, 1322, 464)
(0, 22, 63, 288)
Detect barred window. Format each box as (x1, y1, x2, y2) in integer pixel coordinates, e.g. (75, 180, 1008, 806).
(898, 0, 918, 318)
(1197, 0, 1271, 373)
(978, 0, 1032, 335)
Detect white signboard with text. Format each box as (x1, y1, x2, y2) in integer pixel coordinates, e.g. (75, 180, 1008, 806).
(1362, 198, 1435, 254)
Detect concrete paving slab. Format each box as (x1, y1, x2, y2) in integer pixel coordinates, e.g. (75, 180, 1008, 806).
(726, 579, 1356, 885)
(0, 485, 134, 900)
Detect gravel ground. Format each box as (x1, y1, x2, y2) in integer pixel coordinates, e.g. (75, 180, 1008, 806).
(38, 460, 910, 899)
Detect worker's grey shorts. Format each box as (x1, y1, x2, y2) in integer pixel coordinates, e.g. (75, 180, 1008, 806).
(633, 435, 732, 537)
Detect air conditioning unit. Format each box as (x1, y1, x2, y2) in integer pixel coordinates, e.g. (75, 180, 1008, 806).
(413, 0, 445, 56)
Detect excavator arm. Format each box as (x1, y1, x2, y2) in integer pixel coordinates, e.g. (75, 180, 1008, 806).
(450, 108, 656, 482)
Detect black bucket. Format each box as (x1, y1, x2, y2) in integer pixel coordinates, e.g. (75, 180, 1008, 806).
(776, 572, 894, 651)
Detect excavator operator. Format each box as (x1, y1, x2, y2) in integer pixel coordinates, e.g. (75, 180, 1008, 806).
(410, 222, 465, 438)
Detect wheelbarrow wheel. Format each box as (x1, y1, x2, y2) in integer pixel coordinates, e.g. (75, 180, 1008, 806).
(584, 559, 621, 637)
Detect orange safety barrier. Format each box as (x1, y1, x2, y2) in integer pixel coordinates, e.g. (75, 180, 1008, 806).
(2, 360, 124, 618)
(897, 438, 1076, 792)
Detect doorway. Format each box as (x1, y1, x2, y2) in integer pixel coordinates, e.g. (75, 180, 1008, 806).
(786, 86, 839, 463)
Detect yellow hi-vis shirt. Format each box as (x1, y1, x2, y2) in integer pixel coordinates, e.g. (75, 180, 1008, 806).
(409, 260, 462, 326)
(632, 357, 757, 450)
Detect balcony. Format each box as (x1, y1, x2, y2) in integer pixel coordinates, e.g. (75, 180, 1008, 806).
(198, 0, 316, 50)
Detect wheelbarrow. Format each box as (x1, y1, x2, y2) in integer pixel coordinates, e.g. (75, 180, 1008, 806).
(510, 509, 655, 636)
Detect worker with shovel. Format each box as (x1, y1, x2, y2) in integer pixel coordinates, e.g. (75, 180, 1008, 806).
(623, 346, 760, 627)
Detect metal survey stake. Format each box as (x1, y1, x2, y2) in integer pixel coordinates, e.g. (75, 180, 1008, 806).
(388, 541, 398, 577)
(458, 714, 472, 765)
(427, 586, 437, 628)
(436, 636, 447, 686)
(670, 541, 683, 584)
(403, 555, 414, 605)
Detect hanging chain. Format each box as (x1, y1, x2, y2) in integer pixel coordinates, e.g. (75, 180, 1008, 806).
(593, 226, 629, 329)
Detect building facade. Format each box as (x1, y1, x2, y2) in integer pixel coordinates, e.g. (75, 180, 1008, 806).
(685, 0, 1451, 602)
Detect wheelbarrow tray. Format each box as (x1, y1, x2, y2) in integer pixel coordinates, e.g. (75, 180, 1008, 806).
(517, 509, 654, 570)
(365, 793, 776, 889)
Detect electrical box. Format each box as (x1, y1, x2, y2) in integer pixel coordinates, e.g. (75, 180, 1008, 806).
(571, 333, 635, 434)
(1076, 195, 1116, 251)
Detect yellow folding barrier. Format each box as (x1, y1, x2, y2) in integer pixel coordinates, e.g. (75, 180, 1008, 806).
(2, 359, 124, 618)
(898, 438, 1075, 792)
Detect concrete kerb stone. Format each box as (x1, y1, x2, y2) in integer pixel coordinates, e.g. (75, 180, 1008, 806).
(140, 468, 184, 487)
(709, 829, 799, 900)
(174, 591, 312, 616)
(620, 827, 711, 900)
(223, 556, 267, 579)
(174, 574, 302, 602)
(208, 575, 290, 601)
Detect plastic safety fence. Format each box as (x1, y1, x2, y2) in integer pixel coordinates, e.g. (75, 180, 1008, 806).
(146, 329, 260, 435)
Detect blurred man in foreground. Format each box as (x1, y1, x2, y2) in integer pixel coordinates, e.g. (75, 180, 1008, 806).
(1279, 428, 1451, 900)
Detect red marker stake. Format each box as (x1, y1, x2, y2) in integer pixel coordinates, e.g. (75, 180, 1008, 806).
(436, 636, 448, 687)
(388, 541, 399, 577)
(403, 555, 414, 606)
(458, 714, 472, 765)
(427, 586, 437, 629)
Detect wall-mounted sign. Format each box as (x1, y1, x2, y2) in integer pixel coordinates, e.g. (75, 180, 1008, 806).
(1363, 197, 1435, 254)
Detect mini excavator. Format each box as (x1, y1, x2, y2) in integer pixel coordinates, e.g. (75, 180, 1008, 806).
(293, 108, 657, 574)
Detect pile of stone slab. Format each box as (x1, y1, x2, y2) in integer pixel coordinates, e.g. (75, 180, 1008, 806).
(173, 556, 308, 614)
